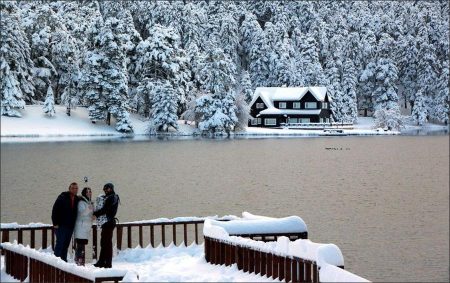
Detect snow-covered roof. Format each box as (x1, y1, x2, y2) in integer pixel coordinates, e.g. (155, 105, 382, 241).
(249, 87, 330, 109)
(258, 109, 322, 116)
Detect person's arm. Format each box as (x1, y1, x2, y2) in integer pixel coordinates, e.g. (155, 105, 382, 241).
(93, 196, 111, 217)
(51, 195, 63, 227)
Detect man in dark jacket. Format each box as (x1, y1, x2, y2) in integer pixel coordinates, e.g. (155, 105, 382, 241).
(52, 182, 79, 262)
(93, 183, 119, 268)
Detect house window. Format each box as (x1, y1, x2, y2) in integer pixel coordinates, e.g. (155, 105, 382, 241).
(289, 118, 298, 123)
(305, 102, 317, 109)
(264, 118, 277, 126)
(251, 119, 257, 125)
(257, 118, 262, 125)
(325, 118, 330, 123)
(279, 102, 287, 109)
(293, 102, 301, 109)
(256, 103, 265, 109)
(322, 102, 328, 109)
(300, 118, 310, 123)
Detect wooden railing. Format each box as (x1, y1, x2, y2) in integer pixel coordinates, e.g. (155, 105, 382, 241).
(1, 244, 125, 283)
(0, 218, 231, 259)
(280, 122, 354, 129)
(204, 236, 321, 283)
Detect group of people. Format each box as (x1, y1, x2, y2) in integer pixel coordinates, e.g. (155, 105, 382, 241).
(51, 182, 120, 268)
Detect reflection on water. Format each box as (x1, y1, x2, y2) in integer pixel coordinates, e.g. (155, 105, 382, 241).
(1, 136, 449, 282)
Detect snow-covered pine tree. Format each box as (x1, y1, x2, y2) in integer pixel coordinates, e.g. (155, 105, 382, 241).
(240, 71, 254, 104)
(341, 59, 358, 122)
(43, 85, 56, 117)
(134, 24, 190, 118)
(411, 90, 427, 126)
(432, 60, 449, 124)
(1, 2, 34, 116)
(268, 33, 296, 87)
(196, 48, 237, 134)
(150, 81, 179, 132)
(81, 19, 133, 132)
(241, 14, 270, 87)
(298, 36, 325, 86)
(324, 56, 343, 122)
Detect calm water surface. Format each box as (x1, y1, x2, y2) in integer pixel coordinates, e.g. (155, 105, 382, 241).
(1, 136, 448, 282)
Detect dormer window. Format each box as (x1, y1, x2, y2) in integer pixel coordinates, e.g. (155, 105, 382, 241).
(305, 102, 317, 109)
(256, 103, 265, 109)
(279, 102, 287, 109)
(293, 102, 301, 109)
(322, 102, 328, 109)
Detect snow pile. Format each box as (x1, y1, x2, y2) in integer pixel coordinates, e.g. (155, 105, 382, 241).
(207, 216, 307, 235)
(0, 222, 51, 229)
(1, 242, 131, 281)
(121, 215, 239, 225)
(319, 264, 370, 282)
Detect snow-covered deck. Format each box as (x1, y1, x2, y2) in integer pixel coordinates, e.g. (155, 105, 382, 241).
(1, 244, 279, 282)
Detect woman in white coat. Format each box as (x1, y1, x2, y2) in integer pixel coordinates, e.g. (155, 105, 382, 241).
(74, 187, 94, 266)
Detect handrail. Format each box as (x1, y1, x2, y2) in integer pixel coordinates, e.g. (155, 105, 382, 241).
(1, 243, 126, 283)
(1, 216, 234, 259)
(204, 236, 320, 283)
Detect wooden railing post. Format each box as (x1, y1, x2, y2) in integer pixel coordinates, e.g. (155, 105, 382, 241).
(305, 261, 312, 283)
(139, 225, 143, 248)
(279, 256, 285, 282)
(249, 248, 255, 274)
(161, 224, 166, 247)
(285, 257, 292, 283)
(266, 253, 273, 278)
(172, 224, 177, 246)
(261, 251, 267, 277)
(292, 258, 298, 283)
(127, 226, 132, 248)
(30, 229, 35, 249)
(299, 259, 305, 283)
(93, 227, 98, 260)
(312, 263, 318, 283)
(150, 225, 154, 248)
(195, 223, 199, 244)
(237, 246, 243, 270)
(255, 250, 261, 275)
(117, 226, 123, 251)
(17, 229, 23, 245)
(273, 254, 279, 280)
(183, 223, 188, 246)
(42, 228, 48, 249)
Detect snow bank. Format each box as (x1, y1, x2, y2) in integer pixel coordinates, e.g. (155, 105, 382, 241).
(1, 242, 131, 281)
(121, 215, 239, 225)
(319, 264, 370, 282)
(207, 216, 307, 235)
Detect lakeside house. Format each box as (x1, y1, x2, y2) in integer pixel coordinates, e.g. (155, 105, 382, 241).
(248, 87, 333, 128)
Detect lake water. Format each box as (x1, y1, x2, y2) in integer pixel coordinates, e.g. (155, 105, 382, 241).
(1, 136, 448, 281)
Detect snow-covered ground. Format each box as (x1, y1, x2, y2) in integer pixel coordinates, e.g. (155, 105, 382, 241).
(0, 244, 279, 282)
(1, 106, 447, 142)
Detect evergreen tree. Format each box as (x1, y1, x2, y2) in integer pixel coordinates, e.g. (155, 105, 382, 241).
(298, 36, 325, 86)
(1, 2, 34, 116)
(240, 71, 254, 104)
(196, 48, 237, 134)
(411, 90, 427, 126)
(43, 85, 56, 117)
(150, 81, 179, 132)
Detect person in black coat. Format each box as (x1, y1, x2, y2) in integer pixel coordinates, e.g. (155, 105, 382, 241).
(51, 182, 79, 262)
(93, 183, 120, 268)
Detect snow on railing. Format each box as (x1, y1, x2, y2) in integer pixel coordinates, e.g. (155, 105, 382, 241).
(1, 242, 132, 282)
(203, 213, 370, 282)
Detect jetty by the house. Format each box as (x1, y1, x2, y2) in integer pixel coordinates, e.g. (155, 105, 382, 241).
(1, 212, 369, 282)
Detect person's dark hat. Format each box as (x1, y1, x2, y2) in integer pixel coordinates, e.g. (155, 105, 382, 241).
(103, 183, 114, 191)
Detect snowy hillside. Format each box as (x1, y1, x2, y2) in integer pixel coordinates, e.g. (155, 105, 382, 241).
(1, 1, 448, 136)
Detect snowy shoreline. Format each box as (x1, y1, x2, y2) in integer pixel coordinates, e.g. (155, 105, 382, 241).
(1, 106, 447, 143)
